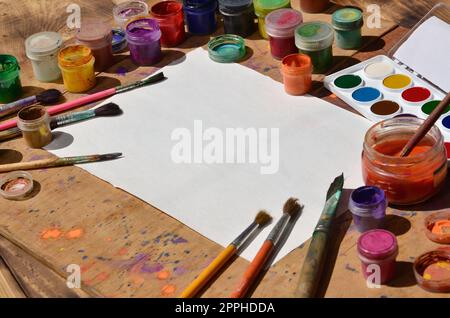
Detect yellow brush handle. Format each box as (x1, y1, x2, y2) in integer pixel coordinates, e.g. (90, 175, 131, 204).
(179, 245, 237, 298)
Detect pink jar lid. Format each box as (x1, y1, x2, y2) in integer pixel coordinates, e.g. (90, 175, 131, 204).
(357, 229, 398, 260)
(265, 9, 303, 38)
(76, 19, 111, 47)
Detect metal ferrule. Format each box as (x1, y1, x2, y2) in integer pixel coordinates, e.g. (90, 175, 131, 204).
(231, 221, 258, 247)
(267, 213, 289, 242)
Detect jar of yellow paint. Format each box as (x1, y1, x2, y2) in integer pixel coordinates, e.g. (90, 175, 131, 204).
(58, 45, 96, 93)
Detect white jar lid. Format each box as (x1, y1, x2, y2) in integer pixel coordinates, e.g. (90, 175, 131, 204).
(25, 32, 62, 58)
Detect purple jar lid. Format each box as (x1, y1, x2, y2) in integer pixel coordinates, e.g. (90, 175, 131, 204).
(358, 229, 398, 260)
(265, 9, 303, 38)
(125, 18, 161, 43)
(349, 186, 386, 218)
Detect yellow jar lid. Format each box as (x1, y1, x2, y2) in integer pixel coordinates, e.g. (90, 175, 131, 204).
(58, 45, 94, 68)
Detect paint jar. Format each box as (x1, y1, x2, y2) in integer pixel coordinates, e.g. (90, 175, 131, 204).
(0, 55, 22, 104)
(219, 0, 256, 38)
(300, 0, 330, 13)
(76, 19, 113, 72)
(17, 105, 52, 148)
(349, 186, 387, 233)
(281, 53, 312, 95)
(151, 1, 185, 47)
(357, 229, 398, 284)
(265, 9, 303, 60)
(25, 32, 62, 82)
(113, 1, 149, 29)
(424, 211, 450, 244)
(295, 21, 334, 74)
(208, 34, 246, 63)
(58, 45, 96, 93)
(362, 117, 448, 205)
(112, 28, 128, 53)
(253, 0, 291, 39)
(414, 248, 450, 293)
(332, 8, 363, 50)
(183, 0, 217, 35)
(125, 18, 162, 66)
(0, 171, 33, 201)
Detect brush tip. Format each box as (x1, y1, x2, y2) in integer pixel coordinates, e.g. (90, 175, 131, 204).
(283, 197, 301, 216)
(94, 102, 123, 116)
(37, 89, 62, 104)
(255, 210, 272, 226)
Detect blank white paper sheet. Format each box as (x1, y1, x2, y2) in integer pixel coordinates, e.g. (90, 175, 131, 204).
(47, 48, 372, 262)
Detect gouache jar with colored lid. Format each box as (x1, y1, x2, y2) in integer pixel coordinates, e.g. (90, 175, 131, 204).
(25, 32, 62, 82)
(265, 9, 303, 60)
(332, 8, 364, 49)
(253, 0, 291, 39)
(357, 229, 398, 284)
(281, 53, 312, 96)
(414, 248, 450, 293)
(219, 0, 256, 38)
(300, 0, 330, 13)
(17, 105, 52, 148)
(208, 34, 246, 63)
(183, 0, 217, 35)
(151, 1, 185, 47)
(0, 55, 22, 103)
(362, 117, 448, 206)
(349, 186, 387, 233)
(295, 21, 334, 74)
(113, 1, 149, 29)
(76, 19, 113, 72)
(58, 45, 96, 93)
(125, 18, 162, 66)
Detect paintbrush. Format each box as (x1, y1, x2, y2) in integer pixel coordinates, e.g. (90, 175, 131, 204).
(0, 152, 122, 173)
(0, 89, 62, 118)
(180, 211, 272, 298)
(0, 72, 165, 131)
(0, 103, 123, 141)
(230, 198, 301, 298)
(295, 174, 344, 298)
(399, 92, 450, 157)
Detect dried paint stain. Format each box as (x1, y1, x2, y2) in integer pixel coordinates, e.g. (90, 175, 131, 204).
(65, 228, 84, 239)
(161, 284, 176, 296)
(41, 228, 62, 239)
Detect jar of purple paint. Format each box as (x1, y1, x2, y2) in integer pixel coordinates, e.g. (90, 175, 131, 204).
(349, 186, 387, 232)
(125, 18, 162, 66)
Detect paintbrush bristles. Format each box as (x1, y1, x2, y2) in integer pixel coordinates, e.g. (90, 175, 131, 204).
(255, 210, 272, 226)
(283, 197, 301, 216)
(36, 89, 62, 105)
(94, 103, 123, 117)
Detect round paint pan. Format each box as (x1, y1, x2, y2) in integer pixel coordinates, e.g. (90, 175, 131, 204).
(414, 248, 450, 293)
(441, 115, 450, 133)
(424, 211, 450, 244)
(421, 100, 450, 118)
(370, 100, 401, 119)
(382, 74, 413, 92)
(333, 74, 363, 91)
(351, 87, 382, 105)
(401, 87, 432, 106)
(0, 171, 33, 200)
(207, 34, 246, 63)
(363, 61, 394, 80)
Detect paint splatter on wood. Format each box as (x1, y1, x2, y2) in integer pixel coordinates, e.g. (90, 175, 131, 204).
(41, 228, 62, 239)
(161, 284, 176, 296)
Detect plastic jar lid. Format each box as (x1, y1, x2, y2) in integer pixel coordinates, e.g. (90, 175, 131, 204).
(413, 248, 450, 293)
(219, 1, 253, 15)
(349, 186, 386, 217)
(357, 229, 398, 260)
(25, 32, 62, 59)
(113, 1, 149, 21)
(0, 171, 34, 200)
(58, 45, 94, 68)
(295, 21, 334, 51)
(265, 9, 303, 38)
(184, 0, 216, 9)
(219, 0, 252, 9)
(281, 53, 312, 76)
(208, 34, 246, 63)
(254, 0, 291, 16)
(126, 18, 161, 44)
(332, 7, 363, 31)
(0, 55, 20, 81)
(76, 19, 112, 48)
(151, 1, 183, 17)
(112, 28, 127, 53)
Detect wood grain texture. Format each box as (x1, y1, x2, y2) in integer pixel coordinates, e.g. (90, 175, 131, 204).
(0, 257, 25, 297)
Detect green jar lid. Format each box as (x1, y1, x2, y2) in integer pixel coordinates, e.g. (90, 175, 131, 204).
(295, 21, 334, 51)
(254, 0, 291, 16)
(0, 55, 20, 81)
(332, 8, 363, 31)
(208, 34, 246, 63)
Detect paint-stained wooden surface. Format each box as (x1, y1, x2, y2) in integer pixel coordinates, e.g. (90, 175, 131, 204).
(0, 0, 448, 298)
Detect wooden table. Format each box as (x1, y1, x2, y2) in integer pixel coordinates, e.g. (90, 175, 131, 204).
(0, 0, 449, 298)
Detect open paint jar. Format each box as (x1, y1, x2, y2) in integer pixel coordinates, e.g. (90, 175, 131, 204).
(151, 1, 185, 47)
(349, 186, 387, 232)
(58, 45, 96, 93)
(300, 0, 330, 13)
(76, 19, 113, 72)
(253, 0, 291, 39)
(113, 1, 149, 29)
(362, 117, 448, 205)
(0, 55, 22, 103)
(332, 7, 364, 49)
(265, 9, 303, 60)
(219, 0, 256, 38)
(125, 18, 162, 66)
(0, 171, 33, 201)
(295, 21, 334, 74)
(357, 229, 398, 284)
(424, 211, 450, 244)
(281, 53, 312, 96)
(414, 248, 450, 293)
(208, 34, 246, 63)
(25, 32, 62, 82)
(17, 105, 52, 148)
(183, 0, 217, 35)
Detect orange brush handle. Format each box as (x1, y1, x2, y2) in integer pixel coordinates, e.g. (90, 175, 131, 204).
(230, 240, 274, 298)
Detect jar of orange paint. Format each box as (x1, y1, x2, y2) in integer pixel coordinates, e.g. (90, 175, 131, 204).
(281, 53, 312, 95)
(362, 117, 448, 206)
(58, 45, 96, 93)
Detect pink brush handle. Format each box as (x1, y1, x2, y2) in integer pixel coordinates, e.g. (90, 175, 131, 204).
(0, 88, 117, 131)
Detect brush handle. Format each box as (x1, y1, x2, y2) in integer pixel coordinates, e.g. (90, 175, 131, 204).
(51, 109, 95, 129)
(0, 95, 37, 118)
(230, 240, 274, 298)
(180, 245, 237, 298)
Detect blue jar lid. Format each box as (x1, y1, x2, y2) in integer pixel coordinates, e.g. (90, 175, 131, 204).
(112, 28, 127, 53)
(184, 0, 216, 8)
(349, 186, 387, 217)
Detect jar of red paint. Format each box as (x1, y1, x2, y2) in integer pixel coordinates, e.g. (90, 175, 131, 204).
(151, 1, 186, 47)
(265, 9, 303, 60)
(357, 229, 398, 285)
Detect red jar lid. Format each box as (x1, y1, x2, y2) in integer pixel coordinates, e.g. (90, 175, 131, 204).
(357, 229, 398, 260)
(265, 9, 303, 38)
